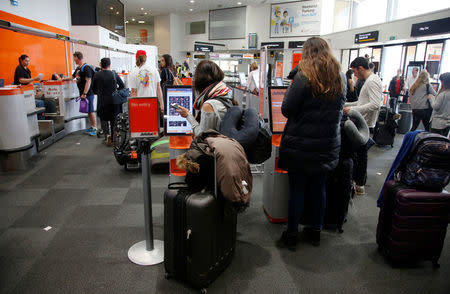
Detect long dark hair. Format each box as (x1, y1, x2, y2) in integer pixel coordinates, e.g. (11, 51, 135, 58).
(299, 37, 343, 99)
(345, 69, 354, 92)
(162, 54, 176, 74)
(193, 60, 224, 94)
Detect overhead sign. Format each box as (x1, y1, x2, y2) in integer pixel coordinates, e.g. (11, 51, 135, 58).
(248, 33, 257, 49)
(261, 42, 284, 49)
(354, 31, 379, 44)
(243, 54, 254, 59)
(194, 44, 213, 52)
(231, 54, 243, 58)
(288, 41, 305, 49)
(109, 33, 119, 42)
(411, 17, 450, 37)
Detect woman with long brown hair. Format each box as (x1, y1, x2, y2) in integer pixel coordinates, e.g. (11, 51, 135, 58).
(409, 70, 436, 131)
(160, 54, 176, 88)
(277, 37, 345, 249)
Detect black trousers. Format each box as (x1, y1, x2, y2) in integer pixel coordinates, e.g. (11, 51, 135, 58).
(411, 108, 432, 132)
(431, 127, 449, 137)
(101, 117, 116, 139)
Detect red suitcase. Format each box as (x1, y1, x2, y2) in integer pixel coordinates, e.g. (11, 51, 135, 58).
(376, 180, 450, 268)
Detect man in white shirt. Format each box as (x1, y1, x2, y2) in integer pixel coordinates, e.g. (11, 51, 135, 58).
(246, 62, 260, 94)
(406, 67, 419, 90)
(129, 50, 164, 113)
(344, 57, 383, 196)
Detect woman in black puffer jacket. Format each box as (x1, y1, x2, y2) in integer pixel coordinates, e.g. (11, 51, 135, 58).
(278, 37, 346, 249)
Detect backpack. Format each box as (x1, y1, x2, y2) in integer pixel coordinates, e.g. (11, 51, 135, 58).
(220, 106, 272, 164)
(397, 132, 450, 191)
(80, 63, 97, 74)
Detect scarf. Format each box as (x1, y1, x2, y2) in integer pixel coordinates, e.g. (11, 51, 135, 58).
(194, 81, 231, 111)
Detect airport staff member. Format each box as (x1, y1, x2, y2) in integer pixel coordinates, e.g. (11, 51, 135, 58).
(13, 54, 43, 85)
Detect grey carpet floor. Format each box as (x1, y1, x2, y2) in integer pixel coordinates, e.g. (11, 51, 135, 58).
(1, 132, 449, 294)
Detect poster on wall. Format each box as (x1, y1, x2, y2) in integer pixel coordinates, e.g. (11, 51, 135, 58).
(270, 0, 321, 38)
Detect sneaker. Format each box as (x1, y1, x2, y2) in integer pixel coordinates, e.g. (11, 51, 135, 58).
(89, 128, 97, 136)
(106, 135, 112, 146)
(302, 227, 321, 247)
(276, 231, 297, 251)
(355, 185, 365, 195)
(84, 127, 93, 134)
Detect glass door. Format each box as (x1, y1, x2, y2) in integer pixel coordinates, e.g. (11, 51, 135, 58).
(380, 45, 403, 91)
(425, 42, 444, 82)
(371, 47, 382, 74)
(403, 44, 417, 76)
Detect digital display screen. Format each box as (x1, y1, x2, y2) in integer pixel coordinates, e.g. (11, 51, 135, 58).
(238, 72, 247, 87)
(269, 87, 288, 133)
(165, 86, 194, 135)
(411, 17, 450, 37)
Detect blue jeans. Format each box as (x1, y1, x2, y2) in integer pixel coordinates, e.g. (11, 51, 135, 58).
(86, 95, 95, 113)
(287, 171, 328, 233)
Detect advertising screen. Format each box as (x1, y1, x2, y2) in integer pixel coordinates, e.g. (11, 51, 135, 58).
(128, 97, 159, 138)
(165, 86, 194, 135)
(268, 87, 288, 134)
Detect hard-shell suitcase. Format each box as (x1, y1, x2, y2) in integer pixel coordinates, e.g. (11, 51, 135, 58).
(301, 158, 354, 232)
(164, 155, 237, 292)
(376, 180, 450, 267)
(323, 158, 354, 232)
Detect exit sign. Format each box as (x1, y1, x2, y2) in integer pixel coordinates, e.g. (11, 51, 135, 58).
(389, 36, 396, 40)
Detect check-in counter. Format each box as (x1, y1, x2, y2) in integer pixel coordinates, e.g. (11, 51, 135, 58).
(0, 88, 31, 151)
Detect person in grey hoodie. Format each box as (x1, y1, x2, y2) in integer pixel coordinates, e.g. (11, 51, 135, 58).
(429, 72, 450, 137)
(409, 71, 436, 132)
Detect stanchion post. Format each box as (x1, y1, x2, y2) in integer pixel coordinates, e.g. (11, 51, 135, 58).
(141, 139, 154, 251)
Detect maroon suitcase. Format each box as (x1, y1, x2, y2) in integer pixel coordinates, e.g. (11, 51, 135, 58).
(377, 180, 450, 268)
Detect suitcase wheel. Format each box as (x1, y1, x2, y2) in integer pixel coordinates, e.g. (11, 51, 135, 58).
(201, 288, 207, 294)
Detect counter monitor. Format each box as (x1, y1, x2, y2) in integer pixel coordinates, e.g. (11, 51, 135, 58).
(164, 86, 194, 135)
(268, 86, 288, 134)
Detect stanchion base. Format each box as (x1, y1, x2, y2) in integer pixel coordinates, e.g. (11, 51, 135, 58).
(128, 240, 164, 266)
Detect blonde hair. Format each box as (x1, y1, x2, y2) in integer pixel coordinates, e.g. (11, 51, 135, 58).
(410, 71, 429, 95)
(251, 62, 258, 71)
(299, 37, 343, 99)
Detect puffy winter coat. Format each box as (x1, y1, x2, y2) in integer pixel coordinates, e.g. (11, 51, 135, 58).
(278, 72, 345, 174)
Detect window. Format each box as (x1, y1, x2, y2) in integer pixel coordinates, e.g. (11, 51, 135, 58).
(349, 49, 358, 64)
(425, 43, 444, 80)
(440, 40, 450, 76)
(359, 47, 373, 59)
(415, 42, 426, 62)
(351, 0, 388, 28)
(341, 49, 350, 70)
(393, 0, 449, 20)
(404, 46, 416, 74)
(380, 45, 403, 90)
(333, 0, 352, 32)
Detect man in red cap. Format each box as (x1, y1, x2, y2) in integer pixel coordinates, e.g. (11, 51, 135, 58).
(129, 50, 164, 113)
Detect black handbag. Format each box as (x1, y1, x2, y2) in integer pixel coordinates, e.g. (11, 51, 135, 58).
(112, 72, 130, 104)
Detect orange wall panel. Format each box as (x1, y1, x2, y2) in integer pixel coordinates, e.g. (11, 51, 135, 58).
(0, 11, 71, 85)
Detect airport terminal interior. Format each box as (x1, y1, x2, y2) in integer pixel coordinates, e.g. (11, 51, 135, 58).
(0, 1, 450, 293)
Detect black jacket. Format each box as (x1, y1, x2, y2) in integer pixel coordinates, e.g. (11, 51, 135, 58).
(388, 76, 405, 98)
(92, 70, 125, 121)
(278, 72, 345, 174)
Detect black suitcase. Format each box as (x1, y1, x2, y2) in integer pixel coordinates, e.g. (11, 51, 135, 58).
(164, 156, 237, 292)
(323, 158, 354, 232)
(373, 106, 397, 147)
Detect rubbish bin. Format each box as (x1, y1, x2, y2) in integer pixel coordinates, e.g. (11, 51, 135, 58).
(397, 103, 412, 134)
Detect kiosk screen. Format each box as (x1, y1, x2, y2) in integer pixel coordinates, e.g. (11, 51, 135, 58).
(165, 86, 194, 135)
(268, 87, 288, 134)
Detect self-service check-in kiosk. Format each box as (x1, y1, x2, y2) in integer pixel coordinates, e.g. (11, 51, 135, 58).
(164, 86, 194, 183)
(262, 86, 290, 223)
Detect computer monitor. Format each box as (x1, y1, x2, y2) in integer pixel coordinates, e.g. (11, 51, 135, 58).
(238, 72, 247, 87)
(268, 86, 288, 134)
(164, 85, 194, 135)
(275, 77, 283, 86)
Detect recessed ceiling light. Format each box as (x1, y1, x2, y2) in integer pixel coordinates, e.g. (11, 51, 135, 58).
(190, 0, 195, 3)
(125, 21, 129, 23)
(189, 8, 193, 11)
(132, 18, 135, 21)
(144, 12, 148, 15)
(138, 21, 145, 24)
(141, 7, 144, 10)
(116, 11, 119, 15)
(237, 2, 242, 4)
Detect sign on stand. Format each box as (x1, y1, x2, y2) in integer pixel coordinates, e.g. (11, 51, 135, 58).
(127, 96, 163, 266)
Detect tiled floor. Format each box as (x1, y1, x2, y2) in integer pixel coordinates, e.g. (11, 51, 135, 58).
(0, 132, 449, 294)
